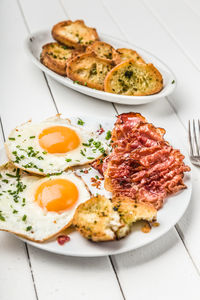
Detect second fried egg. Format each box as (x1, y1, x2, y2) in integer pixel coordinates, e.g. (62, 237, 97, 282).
(6, 115, 108, 175)
(0, 163, 90, 241)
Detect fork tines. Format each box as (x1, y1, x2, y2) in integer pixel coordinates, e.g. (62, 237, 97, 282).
(188, 119, 200, 157)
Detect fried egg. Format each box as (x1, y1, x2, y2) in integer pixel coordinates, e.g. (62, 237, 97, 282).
(6, 115, 108, 175)
(0, 163, 90, 242)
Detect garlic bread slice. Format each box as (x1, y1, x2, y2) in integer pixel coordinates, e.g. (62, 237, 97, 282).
(40, 42, 79, 76)
(67, 52, 114, 90)
(52, 20, 99, 50)
(104, 59, 163, 96)
(117, 48, 145, 64)
(112, 196, 157, 239)
(73, 195, 121, 242)
(87, 41, 120, 64)
(73, 195, 157, 242)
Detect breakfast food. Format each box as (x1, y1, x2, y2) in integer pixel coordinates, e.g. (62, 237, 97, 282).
(40, 42, 81, 75)
(52, 20, 99, 50)
(117, 48, 145, 64)
(86, 41, 121, 64)
(104, 59, 163, 96)
(6, 115, 108, 175)
(102, 113, 190, 209)
(73, 195, 157, 241)
(40, 19, 164, 96)
(0, 163, 90, 242)
(0, 113, 190, 245)
(67, 52, 114, 90)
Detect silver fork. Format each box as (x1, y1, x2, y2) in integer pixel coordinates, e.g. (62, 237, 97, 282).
(188, 119, 200, 166)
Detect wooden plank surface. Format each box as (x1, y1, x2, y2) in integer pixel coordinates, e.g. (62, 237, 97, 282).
(1, 0, 200, 299)
(142, 0, 200, 272)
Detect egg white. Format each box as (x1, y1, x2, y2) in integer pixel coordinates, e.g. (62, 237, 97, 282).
(0, 163, 90, 242)
(6, 115, 108, 175)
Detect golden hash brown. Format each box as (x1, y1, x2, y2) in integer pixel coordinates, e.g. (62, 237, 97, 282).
(104, 59, 163, 96)
(52, 20, 99, 50)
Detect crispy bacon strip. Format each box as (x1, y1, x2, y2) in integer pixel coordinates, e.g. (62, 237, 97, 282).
(103, 113, 190, 210)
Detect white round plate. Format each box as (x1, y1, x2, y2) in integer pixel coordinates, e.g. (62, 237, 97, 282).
(0, 115, 191, 257)
(25, 30, 176, 105)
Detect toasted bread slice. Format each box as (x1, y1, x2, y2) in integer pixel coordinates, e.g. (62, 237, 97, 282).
(40, 42, 80, 75)
(104, 59, 163, 96)
(73, 195, 157, 242)
(117, 48, 145, 64)
(111, 196, 157, 239)
(67, 52, 114, 90)
(86, 41, 120, 64)
(73, 195, 121, 242)
(52, 20, 99, 50)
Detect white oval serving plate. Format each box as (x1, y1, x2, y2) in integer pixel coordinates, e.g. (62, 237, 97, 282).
(0, 115, 191, 257)
(25, 30, 176, 105)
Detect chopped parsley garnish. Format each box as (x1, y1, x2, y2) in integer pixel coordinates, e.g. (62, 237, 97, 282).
(13, 209, 18, 214)
(105, 130, 111, 140)
(73, 80, 80, 84)
(66, 158, 72, 162)
(87, 157, 94, 160)
(171, 80, 175, 84)
(46, 172, 63, 177)
(80, 150, 85, 156)
(84, 82, 87, 86)
(0, 212, 5, 221)
(22, 215, 27, 221)
(95, 175, 99, 180)
(93, 141, 101, 149)
(124, 70, 133, 79)
(77, 118, 85, 126)
(9, 137, 15, 141)
(2, 179, 9, 183)
(30, 136, 36, 139)
(26, 226, 32, 231)
(5, 173, 15, 178)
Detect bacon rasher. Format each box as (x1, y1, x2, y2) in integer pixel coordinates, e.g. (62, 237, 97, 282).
(102, 113, 190, 210)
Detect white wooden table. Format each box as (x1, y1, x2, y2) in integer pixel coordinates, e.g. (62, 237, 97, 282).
(1, 0, 200, 299)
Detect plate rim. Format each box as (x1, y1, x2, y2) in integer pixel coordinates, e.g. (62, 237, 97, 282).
(0, 114, 192, 257)
(24, 29, 177, 105)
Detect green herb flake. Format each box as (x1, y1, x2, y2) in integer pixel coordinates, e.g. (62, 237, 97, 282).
(87, 157, 94, 160)
(66, 158, 72, 162)
(22, 215, 27, 221)
(9, 137, 15, 141)
(30, 136, 36, 139)
(0, 212, 5, 221)
(171, 80, 175, 84)
(13, 209, 18, 214)
(2, 179, 9, 183)
(105, 130, 111, 140)
(26, 226, 32, 231)
(77, 118, 85, 126)
(80, 150, 85, 156)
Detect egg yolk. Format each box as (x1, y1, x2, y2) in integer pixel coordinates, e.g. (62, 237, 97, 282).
(35, 179, 79, 212)
(39, 126, 80, 154)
